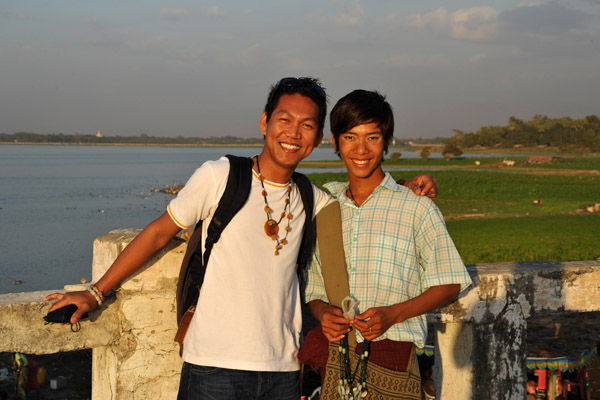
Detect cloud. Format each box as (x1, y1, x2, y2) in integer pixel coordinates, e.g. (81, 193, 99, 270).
(308, 0, 367, 26)
(451, 7, 499, 40)
(86, 35, 127, 48)
(83, 16, 98, 25)
(0, 10, 27, 20)
(407, 3, 590, 41)
(83, 15, 106, 31)
(408, 6, 499, 41)
(407, 8, 449, 33)
(157, 8, 189, 20)
(239, 43, 266, 67)
(469, 52, 488, 63)
(168, 49, 206, 68)
(382, 53, 451, 68)
(499, 2, 588, 36)
(205, 6, 226, 17)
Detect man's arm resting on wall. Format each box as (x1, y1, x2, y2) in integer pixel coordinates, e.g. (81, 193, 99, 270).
(44, 211, 181, 324)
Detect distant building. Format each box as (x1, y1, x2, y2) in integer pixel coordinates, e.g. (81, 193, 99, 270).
(96, 130, 103, 138)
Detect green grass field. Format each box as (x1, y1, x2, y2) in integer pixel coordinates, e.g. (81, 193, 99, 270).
(302, 155, 600, 170)
(446, 214, 600, 264)
(306, 160, 600, 264)
(390, 170, 600, 217)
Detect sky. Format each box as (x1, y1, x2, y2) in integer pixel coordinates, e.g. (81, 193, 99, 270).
(1, 1, 599, 139)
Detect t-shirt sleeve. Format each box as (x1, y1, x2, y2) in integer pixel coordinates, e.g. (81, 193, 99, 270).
(415, 198, 472, 293)
(167, 157, 229, 229)
(312, 185, 336, 216)
(304, 240, 329, 303)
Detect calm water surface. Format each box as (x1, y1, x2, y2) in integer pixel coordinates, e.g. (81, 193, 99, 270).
(0, 145, 522, 294)
(0, 145, 344, 294)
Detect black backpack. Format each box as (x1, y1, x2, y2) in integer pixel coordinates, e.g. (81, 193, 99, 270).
(175, 154, 315, 324)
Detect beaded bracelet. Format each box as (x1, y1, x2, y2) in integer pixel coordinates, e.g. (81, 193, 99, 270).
(89, 283, 105, 302)
(87, 288, 103, 306)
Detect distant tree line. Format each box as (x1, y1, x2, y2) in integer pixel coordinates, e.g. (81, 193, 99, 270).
(449, 114, 600, 153)
(4, 114, 600, 154)
(0, 132, 265, 145)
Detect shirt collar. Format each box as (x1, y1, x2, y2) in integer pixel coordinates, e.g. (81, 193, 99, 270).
(323, 173, 402, 202)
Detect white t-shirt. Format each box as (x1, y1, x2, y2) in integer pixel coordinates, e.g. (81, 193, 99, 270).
(168, 156, 332, 371)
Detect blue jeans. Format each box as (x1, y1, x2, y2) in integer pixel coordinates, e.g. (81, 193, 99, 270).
(177, 362, 300, 400)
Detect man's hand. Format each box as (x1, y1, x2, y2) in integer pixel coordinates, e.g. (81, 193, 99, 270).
(309, 300, 353, 342)
(405, 174, 438, 200)
(352, 305, 399, 341)
(44, 290, 98, 325)
(353, 284, 461, 341)
(43, 211, 181, 326)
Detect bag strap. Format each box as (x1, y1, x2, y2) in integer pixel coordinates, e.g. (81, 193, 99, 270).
(177, 156, 314, 325)
(293, 171, 314, 275)
(188, 155, 252, 286)
(203, 155, 253, 266)
(316, 201, 356, 347)
(176, 154, 253, 324)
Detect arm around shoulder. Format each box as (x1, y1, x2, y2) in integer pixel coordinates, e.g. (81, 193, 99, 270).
(403, 174, 437, 200)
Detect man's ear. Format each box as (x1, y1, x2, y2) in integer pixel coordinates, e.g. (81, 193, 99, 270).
(260, 112, 268, 136)
(331, 133, 337, 151)
(314, 130, 324, 147)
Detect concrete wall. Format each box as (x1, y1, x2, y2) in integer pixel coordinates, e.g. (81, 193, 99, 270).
(432, 260, 600, 399)
(91, 229, 185, 400)
(0, 229, 186, 400)
(1, 229, 599, 399)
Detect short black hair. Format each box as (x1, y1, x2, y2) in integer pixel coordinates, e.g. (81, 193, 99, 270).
(330, 89, 394, 156)
(264, 77, 328, 133)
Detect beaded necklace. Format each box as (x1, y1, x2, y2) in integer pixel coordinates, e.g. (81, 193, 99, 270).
(254, 156, 293, 256)
(338, 335, 370, 399)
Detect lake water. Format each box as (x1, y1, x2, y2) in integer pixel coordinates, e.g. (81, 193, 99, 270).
(0, 144, 517, 294)
(0, 145, 342, 294)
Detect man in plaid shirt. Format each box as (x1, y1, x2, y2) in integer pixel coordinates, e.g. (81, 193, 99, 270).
(305, 90, 472, 379)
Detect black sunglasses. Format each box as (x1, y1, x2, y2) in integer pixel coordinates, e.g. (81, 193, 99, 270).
(276, 77, 326, 99)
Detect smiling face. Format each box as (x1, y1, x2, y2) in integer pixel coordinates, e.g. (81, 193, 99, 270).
(334, 121, 387, 186)
(258, 93, 323, 182)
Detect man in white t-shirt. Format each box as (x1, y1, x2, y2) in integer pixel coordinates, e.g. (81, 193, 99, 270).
(45, 77, 436, 399)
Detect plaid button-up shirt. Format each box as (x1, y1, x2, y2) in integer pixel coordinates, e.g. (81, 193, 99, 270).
(305, 173, 472, 347)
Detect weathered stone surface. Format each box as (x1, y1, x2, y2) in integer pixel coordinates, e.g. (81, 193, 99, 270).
(0, 290, 119, 354)
(2, 230, 599, 400)
(433, 260, 600, 324)
(92, 229, 186, 289)
(434, 323, 474, 399)
(91, 229, 185, 400)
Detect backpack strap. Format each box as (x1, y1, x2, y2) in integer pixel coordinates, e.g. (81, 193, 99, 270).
(176, 157, 314, 325)
(293, 171, 314, 276)
(197, 155, 252, 279)
(175, 155, 253, 324)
